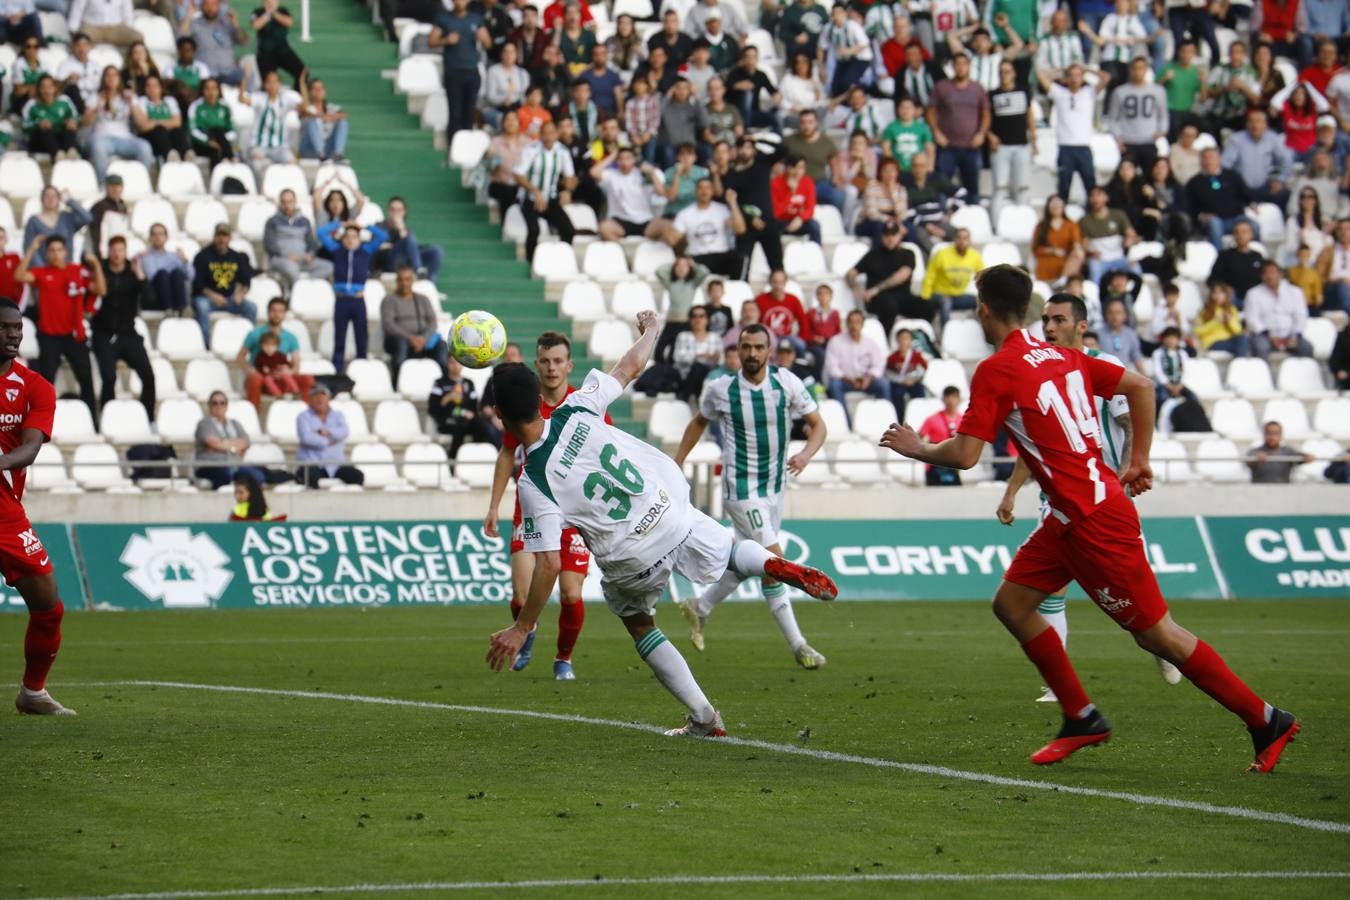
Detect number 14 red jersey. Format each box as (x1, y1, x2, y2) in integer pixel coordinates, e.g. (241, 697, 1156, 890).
(959, 329, 1128, 525)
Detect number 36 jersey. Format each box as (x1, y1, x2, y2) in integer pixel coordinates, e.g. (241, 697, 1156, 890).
(959, 329, 1129, 526)
(518, 370, 694, 580)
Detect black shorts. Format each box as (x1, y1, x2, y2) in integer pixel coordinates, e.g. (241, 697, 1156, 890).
(612, 218, 649, 237)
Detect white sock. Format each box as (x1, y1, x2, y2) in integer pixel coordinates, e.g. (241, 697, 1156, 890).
(1043, 610, 1068, 649)
(730, 540, 773, 577)
(695, 568, 742, 618)
(763, 582, 805, 650)
(635, 628, 715, 723)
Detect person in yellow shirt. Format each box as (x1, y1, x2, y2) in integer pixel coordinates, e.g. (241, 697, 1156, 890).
(1193, 282, 1250, 356)
(1286, 244, 1324, 312)
(919, 227, 985, 327)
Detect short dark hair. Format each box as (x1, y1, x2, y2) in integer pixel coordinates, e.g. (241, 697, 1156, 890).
(942, 385, 961, 399)
(739, 323, 772, 344)
(536, 331, 571, 356)
(1261, 258, 1282, 272)
(491, 363, 542, 426)
(268, 296, 289, 310)
(0, 297, 21, 314)
(44, 235, 66, 250)
(1082, 329, 1099, 342)
(1046, 291, 1088, 324)
(1160, 326, 1182, 339)
(1162, 281, 1179, 296)
(975, 264, 1033, 324)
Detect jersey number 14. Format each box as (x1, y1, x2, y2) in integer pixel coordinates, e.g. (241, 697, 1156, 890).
(1037, 371, 1108, 504)
(583, 444, 646, 521)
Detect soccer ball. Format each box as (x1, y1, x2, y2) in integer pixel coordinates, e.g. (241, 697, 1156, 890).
(449, 310, 507, 368)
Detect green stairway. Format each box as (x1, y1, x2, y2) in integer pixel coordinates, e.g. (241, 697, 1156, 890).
(233, 0, 641, 433)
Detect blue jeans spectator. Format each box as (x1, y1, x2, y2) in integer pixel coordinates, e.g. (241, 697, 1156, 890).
(87, 133, 154, 186)
(1322, 282, 1349, 312)
(34, 0, 69, 11)
(814, 177, 844, 211)
(1247, 180, 1291, 212)
(332, 294, 368, 371)
(147, 269, 188, 313)
(1085, 256, 1139, 283)
(196, 463, 266, 491)
(934, 293, 977, 327)
(1201, 214, 1256, 251)
(192, 295, 258, 343)
(937, 146, 983, 202)
(1078, 10, 1109, 57)
(736, 91, 782, 129)
(889, 381, 926, 422)
(780, 217, 822, 244)
(830, 58, 869, 98)
(827, 376, 890, 423)
(299, 118, 349, 160)
(380, 233, 444, 280)
(1137, 4, 1167, 71)
(1056, 145, 1094, 200)
(1252, 333, 1313, 361)
(385, 333, 449, 378)
(1207, 335, 1251, 357)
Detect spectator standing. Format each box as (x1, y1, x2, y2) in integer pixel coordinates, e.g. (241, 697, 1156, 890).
(921, 227, 984, 326)
(824, 309, 889, 415)
(556, 6, 597, 75)
(918, 386, 964, 485)
(191, 223, 256, 342)
(770, 156, 820, 244)
(252, 0, 305, 86)
(1099, 297, 1146, 372)
(508, 5, 549, 74)
(195, 391, 264, 489)
(22, 75, 80, 159)
(884, 327, 927, 422)
(238, 296, 314, 408)
(726, 45, 781, 129)
(1247, 421, 1311, 483)
(295, 384, 364, 488)
(138, 223, 190, 313)
(263, 189, 331, 286)
(430, 0, 489, 143)
(1316, 219, 1350, 312)
(928, 53, 990, 203)
(1157, 39, 1203, 138)
(90, 235, 155, 421)
(330, 224, 371, 371)
(1208, 219, 1264, 302)
(1187, 148, 1257, 252)
(846, 220, 920, 334)
(819, 2, 872, 97)
(0, 0, 41, 45)
(1245, 260, 1313, 359)
(672, 177, 745, 278)
(14, 235, 104, 415)
(658, 80, 705, 168)
(184, 0, 249, 86)
(724, 137, 786, 276)
(81, 65, 155, 185)
(1033, 195, 1086, 284)
(513, 120, 577, 265)
(247, 69, 299, 169)
(1038, 62, 1105, 202)
(648, 9, 694, 68)
(297, 78, 348, 161)
(1220, 108, 1294, 210)
(69, 0, 139, 48)
(1195, 282, 1250, 356)
(987, 58, 1034, 223)
(1080, 185, 1139, 282)
(381, 265, 447, 377)
(779, 0, 829, 60)
(594, 147, 669, 243)
(895, 42, 935, 107)
(429, 358, 485, 458)
(1107, 57, 1168, 172)
(22, 186, 89, 268)
(1167, 0, 1220, 64)
(1083, 0, 1146, 91)
(187, 77, 237, 167)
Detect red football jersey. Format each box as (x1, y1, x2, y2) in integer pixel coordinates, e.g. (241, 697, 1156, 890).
(0, 253, 20, 303)
(754, 292, 812, 341)
(30, 264, 93, 341)
(0, 361, 56, 513)
(959, 329, 1127, 525)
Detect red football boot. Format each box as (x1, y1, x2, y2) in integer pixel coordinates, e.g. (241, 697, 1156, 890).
(1248, 708, 1300, 773)
(1030, 709, 1112, 765)
(764, 557, 838, 601)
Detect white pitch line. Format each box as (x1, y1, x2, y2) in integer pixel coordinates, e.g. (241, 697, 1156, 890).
(23, 870, 1350, 900)
(70, 680, 1350, 836)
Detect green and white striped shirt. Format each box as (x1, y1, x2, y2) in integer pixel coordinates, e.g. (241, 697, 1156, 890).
(700, 367, 818, 501)
(1035, 30, 1084, 73)
(1098, 13, 1145, 64)
(969, 51, 1002, 91)
(845, 104, 884, 140)
(824, 19, 873, 61)
(512, 139, 575, 200)
(864, 1, 904, 41)
(250, 91, 297, 149)
(900, 66, 935, 105)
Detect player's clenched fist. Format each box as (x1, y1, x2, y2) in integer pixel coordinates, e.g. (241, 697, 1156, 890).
(486, 626, 527, 671)
(878, 423, 921, 458)
(1118, 463, 1154, 497)
(635, 310, 658, 335)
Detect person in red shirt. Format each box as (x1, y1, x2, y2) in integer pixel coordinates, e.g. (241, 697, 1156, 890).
(770, 155, 820, 243)
(879, 263, 1299, 773)
(0, 228, 21, 303)
(14, 235, 105, 419)
(483, 331, 611, 681)
(754, 269, 811, 355)
(884, 326, 928, 422)
(0, 298, 75, 715)
(806, 282, 841, 379)
(917, 385, 963, 485)
(542, 0, 592, 32)
(1298, 39, 1343, 96)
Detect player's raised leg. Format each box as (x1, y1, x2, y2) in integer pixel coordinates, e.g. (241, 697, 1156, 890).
(14, 572, 75, 716)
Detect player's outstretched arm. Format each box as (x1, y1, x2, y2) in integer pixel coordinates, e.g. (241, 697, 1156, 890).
(486, 550, 560, 671)
(0, 428, 45, 472)
(482, 445, 516, 539)
(673, 412, 710, 467)
(996, 456, 1033, 525)
(879, 424, 984, 470)
(607, 310, 661, 389)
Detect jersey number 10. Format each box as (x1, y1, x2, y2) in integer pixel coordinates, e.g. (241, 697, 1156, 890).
(1037, 371, 1108, 504)
(583, 444, 646, 521)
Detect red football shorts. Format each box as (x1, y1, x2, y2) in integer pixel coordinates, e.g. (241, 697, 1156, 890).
(1004, 492, 1168, 633)
(0, 514, 55, 587)
(510, 499, 591, 574)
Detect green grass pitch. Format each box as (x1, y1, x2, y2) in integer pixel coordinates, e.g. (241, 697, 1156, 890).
(3, 599, 1348, 899)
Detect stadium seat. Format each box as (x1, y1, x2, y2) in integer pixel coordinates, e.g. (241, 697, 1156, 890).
(501, 204, 534, 244)
(332, 399, 371, 442)
(157, 160, 206, 198)
(632, 241, 675, 279)
(1297, 439, 1342, 482)
(246, 274, 285, 308)
(351, 442, 408, 489)
(564, 203, 600, 233)
(135, 13, 177, 52)
(448, 129, 491, 172)
(0, 155, 43, 199)
(901, 241, 925, 286)
(1182, 357, 1230, 400)
(53, 400, 103, 445)
(265, 399, 308, 444)
(316, 319, 357, 362)
(613, 0, 654, 18)
(1150, 438, 1195, 483)
(130, 357, 184, 400)
(587, 320, 635, 362)
(813, 205, 845, 243)
(980, 241, 1022, 268)
(290, 278, 336, 320)
(454, 443, 498, 488)
(71, 443, 136, 491)
(582, 241, 632, 281)
(1194, 438, 1247, 482)
(156, 318, 211, 360)
(420, 93, 448, 132)
(1176, 242, 1218, 282)
(1276, 357, 1330, 399)
(107, 160, 153, 202)
(130, 196, 178, 238)
(787, 439, 833, 484)
(282, 320, 314, 354)
(1253, 203, 1285, 250)
(372, 400, 424, 446)
(815, 398, 849, 442)
(849, 398, 894, 439)
(995, 204, 1037, 244)
(784, 241, 828, 278)
(395, 358, 442, 401)
(560, 280, 607, 321)
(831, 240, 869, 276)
(679, 439, 721, 481)
(402, 442, 451, 489)
(209, 161, 258, 196)
(648, 399, 693, 443)
(1262, 398, 1315, 441)
(611, 280, 656, 318)
(1209, 398, 1260, 441)
(183, 198, 230, 242)
(225, 399, 263, 439)
(98, 399, 158, 444)
(902, 397, 941, 431)
(832, 440, 887, 483)
(1089, 133, 1122, 179)
(1224, 357, 1277, 400)
(155, 399, 204, 443)
(19, 318, 37, 359)
(396, 55, 440, 96)
(532, 242, 580, 280)
(236, 197, 278, 242)
(210, 317, 255, 360)
(50, 158, 99, 202)
(260, 164, 307, 204)
(922, 358, 969, 396)
(861, 317, 889, 353)
(29, 444, 78, 492)
(1304, 318, 1337, 360)
(941, 318, 989, 361)
(346, 359, 397, 401)
(242, 442, 284, 468)
(950, 205, 993, 244)
(1313, 398, 1350, 440)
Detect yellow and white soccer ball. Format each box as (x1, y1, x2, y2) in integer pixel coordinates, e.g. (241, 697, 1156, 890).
(449, 310, 507, 368)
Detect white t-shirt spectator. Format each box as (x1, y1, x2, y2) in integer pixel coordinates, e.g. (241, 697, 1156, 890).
(600, 167, 656, 225)
(1326, 70, 1350, 123)
(69, 0, 134, 29)
(673, 202, 734, 255)
(57, 55, 102, 109)
(89, 94, 134, 137)
(1049, 82, 1096, 147)
(1244, 280, 1308, 340)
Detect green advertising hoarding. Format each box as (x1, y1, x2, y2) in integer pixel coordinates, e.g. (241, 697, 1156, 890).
(1203, 517, 1350, 598)
(0, 524, 86, 612)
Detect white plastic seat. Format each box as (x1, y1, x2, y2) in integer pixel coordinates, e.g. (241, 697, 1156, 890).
(129, 196, 178, 238)
(98, 399, 158, 444)
(811, 205, 844, 243)
(632, 240, 675, 279)
(831, 240, 869, 276)
(454, 442, 499, 488)
(331, 399, 371, 442)
(53, 400, 102, 445)
(1183, 356, 1230, 399)
(50, 158, 99, 202)
(235, 197, 278, 242)
(582, 241, 632, 281)
(257, 164, 306, 205)
(564, 203, 600, 233)
(209, 317, 255, 360)
(282, 320, 314, 355)
(105, 159, 152, 202)
(396, 55, 441, 96)
(560, 280, 607, 321)
(183, 198, 230, 242)
(348, 359, 398, 401)
(1312, 397, 1350, 440)
(1150, 437, 1195, 483)
(135, 13, 177, 52)
(902, 397, 942, 431)
(1224, 357, 1277, 399)
(941, 319, 990, 361)
(265, 399, 308, 444)
(587, 320, 635, 362)
(648, 399, 693, 443)
(815, 398, 849, 442)
(316, 319, 357, 362)
(224, 400, 263, 439)
(395, 358, 442, 401)
(850, 398, 895, 439)
(1209, 398, 1260, 441)
(157, 160, 206, 198)
(72, 443, 135, 490)
(156, 318, 211, 360)
(1262, 398, 1315, 441)
(290, 278, 335, 320)
(350, 441, 406, 488)
(246, 274, 285, 308)
(420, 92, 448, 132)
(1177, 241, 1218, 282)
(950, 205, 993, 244)
(1089, 133, 1122, 179)
(922, 358, 969, 396)
(1277, 357, 1330, 398)
(29, 444, 76, 491)
(832, 440, 887, 483)
(901, 241, 925, 286)
(242, 442, 284, 467)
(783, 240, 827, 278)
(786, 439, 833, 485)
(995, 204, 1037, 243)
(532, 242, 580, 280)
(0, 155, 43, 199)
(182, 358, 234, 401)
(155, 399, 204, 442)
(1194, 438, 1246, 482)
(1297, 439, 1342, 482)
(402, 442, 451, 489)
(979, 241, 1022, 268)
(1304, 318, 1337, 360)
(209, 161, 258, 196)
(130, 357, 184, 400)
(611, 280, 656, 318)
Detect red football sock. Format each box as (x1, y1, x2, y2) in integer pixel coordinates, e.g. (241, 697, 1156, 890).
(23, 601, 64, 692)
(509, 598, 523, 621)
(1022, 626, 1094, 720)
(1179, 640, 1269, 730)
(555, 598, 585, 662)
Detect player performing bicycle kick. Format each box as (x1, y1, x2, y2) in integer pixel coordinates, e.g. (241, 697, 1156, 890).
(486, 312, 838, 737)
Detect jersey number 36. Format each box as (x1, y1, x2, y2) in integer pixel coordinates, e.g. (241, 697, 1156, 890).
(583, 444, 646, 521)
